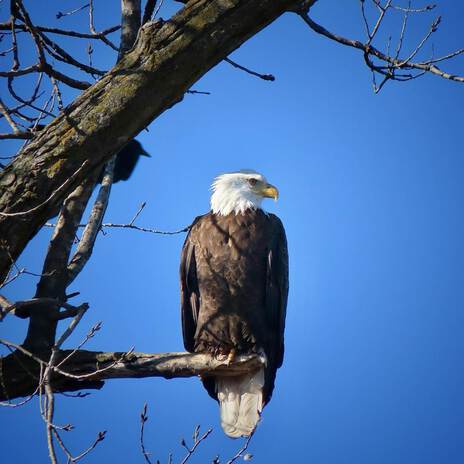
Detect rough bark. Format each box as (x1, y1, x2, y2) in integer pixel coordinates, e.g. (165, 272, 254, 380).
(0, 0, 315, 283)
(23, 176, 97, 352)
(0, 350, 263, 401)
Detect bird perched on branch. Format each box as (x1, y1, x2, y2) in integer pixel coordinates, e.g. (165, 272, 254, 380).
(98, 139, 151, 183)
(180, 170, 288, 438)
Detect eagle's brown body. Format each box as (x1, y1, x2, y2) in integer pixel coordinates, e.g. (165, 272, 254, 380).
(180, 209, 288, 413)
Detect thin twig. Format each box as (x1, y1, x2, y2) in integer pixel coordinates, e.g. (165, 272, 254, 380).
(0, 266, 55, 289)
(225, 58, 275, 81)
(368, 0, 392, 45)
(56, 4, 90, 20)
(39, 31, 107, 76)
(186, 89, 211, 95)
(7, 77, 56, 118)
(44, 221, 190, 235)
(55, 321, 101, 369)
(97, 223, 190, 235)
(54, 306, 89, 349)
(398, 16, 441, 65)
(142, 0, 165, 24)
(71, 431, 107, 462)
(0, 21, 120, 39)
(129, 202, 146, 225)
(88, 0, 118, 51)
(360, 0, 370, 38)
(226, 431, 255, 464)
(10, 18, 19, 71)
(179, 426, 213, 464)
(0, 375, 42, 408)
(390, 3, 436, 14)
(43, 350, 58, 464)
(51, 77, 64, 110)
(140, 403, 154, 464)
(300, 13, 464, 84)
(395, 0, 411, 60)
(0, 97, 19, 132)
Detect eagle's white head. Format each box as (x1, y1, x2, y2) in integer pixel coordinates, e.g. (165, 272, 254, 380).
(210, 170, 279, 216)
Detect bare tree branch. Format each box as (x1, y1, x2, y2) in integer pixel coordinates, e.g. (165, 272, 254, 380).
(140, 403, 154, 464)
(0, 21, 120, 39)
(88, 0, 118, 51)
(142, 0, 163, 25)
(56, 4, 90, 20)
(0, 97, 20, 133)
(300, 11, 464, 89)
(226, 432, 255, 464)
(0, 348, 265, 401)
(180, 425, 213, 464)
(0, 131, 33, 140)
(44, 200, 191, 236)
(84, 222, 189, 235)
(39, 32, 107, 77)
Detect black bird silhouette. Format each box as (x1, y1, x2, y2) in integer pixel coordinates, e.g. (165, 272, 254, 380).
(99, 139, 151, 183)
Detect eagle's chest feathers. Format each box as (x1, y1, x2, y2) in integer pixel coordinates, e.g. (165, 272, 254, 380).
(198, 211, 269, 269)
(191, 211, 272, 352)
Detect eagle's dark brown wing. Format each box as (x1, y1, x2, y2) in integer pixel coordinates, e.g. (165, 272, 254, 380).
(266, 214, 289, 369)
(180, 216, 202, 352)
(260, 214, 288, 404)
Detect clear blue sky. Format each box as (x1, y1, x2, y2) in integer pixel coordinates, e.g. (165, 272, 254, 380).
(1, 1, 464, 463)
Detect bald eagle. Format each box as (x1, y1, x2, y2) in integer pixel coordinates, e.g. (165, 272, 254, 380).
(180, 170, 288, 438)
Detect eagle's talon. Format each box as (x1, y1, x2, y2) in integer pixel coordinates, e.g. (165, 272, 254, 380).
(258, 350, 268, 367)
(226, 349, 236, 365)
(216, 353, 228, 362)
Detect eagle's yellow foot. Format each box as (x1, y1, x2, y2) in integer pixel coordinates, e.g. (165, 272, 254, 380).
(226, 349, 236, 365)
(215, 353, 228, 362)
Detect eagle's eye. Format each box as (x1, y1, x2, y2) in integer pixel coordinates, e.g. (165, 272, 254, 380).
(248, 178, 258, 187)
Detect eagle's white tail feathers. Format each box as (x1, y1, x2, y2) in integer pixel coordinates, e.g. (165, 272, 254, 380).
(217, 368, 265, 438)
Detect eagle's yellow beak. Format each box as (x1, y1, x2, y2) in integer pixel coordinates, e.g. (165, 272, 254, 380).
(261, 183, 279, 201)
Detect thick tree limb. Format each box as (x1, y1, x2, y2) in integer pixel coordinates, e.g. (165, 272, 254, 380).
(0, 0, 316, 283)
(119, 0, 142, 59)
(22, 176, 97, 351)
(0, 350, 264, 401)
